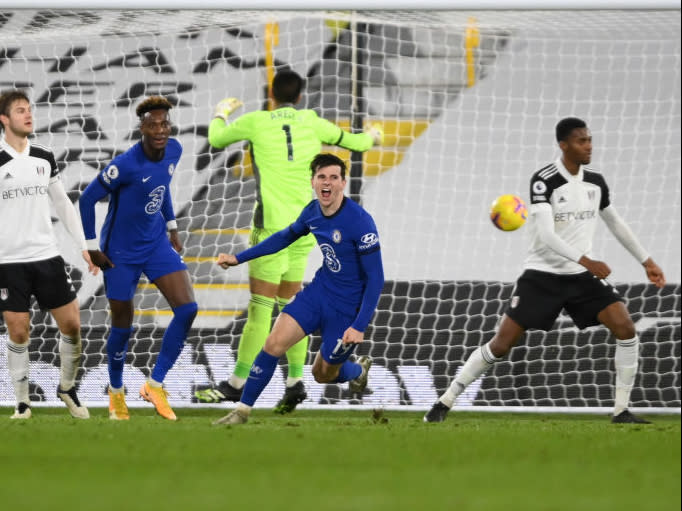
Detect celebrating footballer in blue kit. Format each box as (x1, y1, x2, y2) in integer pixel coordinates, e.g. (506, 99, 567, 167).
(79, 96, 198, 421)
(213, 153, 385, 425)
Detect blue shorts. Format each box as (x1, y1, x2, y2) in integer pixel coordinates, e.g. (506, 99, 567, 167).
(282, 282, 358, 365)
(103, 239, 187, 301)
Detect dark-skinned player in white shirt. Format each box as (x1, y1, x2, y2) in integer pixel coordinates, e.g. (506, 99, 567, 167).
(425, 117, 665, 425)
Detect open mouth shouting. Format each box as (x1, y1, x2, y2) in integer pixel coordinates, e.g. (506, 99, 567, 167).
(312, 163, 346, 214)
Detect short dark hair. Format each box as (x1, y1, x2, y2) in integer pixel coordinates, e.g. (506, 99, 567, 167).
(0, 89, 30, 131)
(136, 96, 173, 120)
(310, 153, 346, 179)
(272, 69, 304, 104)
(555, 117, 587, 142)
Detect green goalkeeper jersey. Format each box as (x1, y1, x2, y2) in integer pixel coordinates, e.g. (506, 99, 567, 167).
(208, 106, 374, 230)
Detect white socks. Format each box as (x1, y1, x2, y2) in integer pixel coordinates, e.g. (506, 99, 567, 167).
(8, 333, 83, 406)
(229, 374, 247, 389)
(236, 402, 252, 414)
(148, 377, 163, 388)
(439, 342, 500, 408)
(287, 376, 302, 387)
(59, 332, 81, 390)
(7, 338, 30, 406)
(614, 336, 639, 416)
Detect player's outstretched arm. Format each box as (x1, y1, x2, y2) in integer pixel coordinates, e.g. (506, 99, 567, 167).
(219, 225, 305, 270)
(314, 114, 376, 153)
(643, 258, 665, 288)
(207, 97, 249, 149)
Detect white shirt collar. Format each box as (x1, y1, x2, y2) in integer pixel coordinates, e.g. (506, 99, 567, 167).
(0, 135, 31, 157)
(555, 157, 583, 181)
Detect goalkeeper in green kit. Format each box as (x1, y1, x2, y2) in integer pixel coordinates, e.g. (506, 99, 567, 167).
(195, 69, 383, 412)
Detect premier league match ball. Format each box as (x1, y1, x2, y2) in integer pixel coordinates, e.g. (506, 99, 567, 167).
(489, 194, 528, 231)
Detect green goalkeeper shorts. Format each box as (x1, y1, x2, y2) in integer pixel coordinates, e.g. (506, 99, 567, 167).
(247, 227, 316, 284)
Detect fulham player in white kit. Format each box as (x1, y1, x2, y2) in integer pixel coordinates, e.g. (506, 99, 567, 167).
(424, 117, 665, 425)
(0, 89, 98, 419)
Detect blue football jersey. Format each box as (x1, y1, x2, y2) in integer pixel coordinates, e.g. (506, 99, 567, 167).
(290, 197, 382, 317)
(234, 196, 384, 330)
(89, 139, 181, 262)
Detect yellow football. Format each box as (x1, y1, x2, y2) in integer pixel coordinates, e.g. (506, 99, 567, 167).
(490, 194, 528, 231)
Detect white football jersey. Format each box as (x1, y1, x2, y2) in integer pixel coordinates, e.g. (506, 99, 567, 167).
(0, 137, 61, 263)
(525, 158, 610, 274)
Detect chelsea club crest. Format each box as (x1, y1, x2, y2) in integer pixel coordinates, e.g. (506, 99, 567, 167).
(332, 229, 342, 243)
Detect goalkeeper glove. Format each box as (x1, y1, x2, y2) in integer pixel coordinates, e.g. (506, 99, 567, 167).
(365, 122, 384, 146)
(213, 97, 243, 121)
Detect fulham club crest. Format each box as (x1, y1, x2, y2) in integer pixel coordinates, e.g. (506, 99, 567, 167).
(0, 288, 8, 301)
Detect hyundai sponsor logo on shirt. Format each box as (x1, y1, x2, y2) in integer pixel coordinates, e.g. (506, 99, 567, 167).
(359, 232, 379, 250)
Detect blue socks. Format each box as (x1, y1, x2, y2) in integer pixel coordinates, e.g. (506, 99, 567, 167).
(107, 326, 132, 389)
(239, 352, 362, 406)
(241, 350, 279, 406)
(334, 360, 362, 383)
(151, 302, 198, 383)
(108, 302, 197, 388)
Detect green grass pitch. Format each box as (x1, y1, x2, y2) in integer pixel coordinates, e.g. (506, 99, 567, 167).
(0, 407, 679, 511)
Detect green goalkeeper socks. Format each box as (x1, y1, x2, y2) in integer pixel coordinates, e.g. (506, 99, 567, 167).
(233, 294, 275, 379)
(278, 297, 308, 380)
(233, 294, 309, 381)
(284, 335, 308, 379)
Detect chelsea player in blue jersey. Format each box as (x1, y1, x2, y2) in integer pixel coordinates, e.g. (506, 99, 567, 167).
(213, 153, 384, 425)
(79, 96, 198, 421)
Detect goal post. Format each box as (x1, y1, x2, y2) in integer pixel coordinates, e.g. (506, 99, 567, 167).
(0, 7, 679, 413)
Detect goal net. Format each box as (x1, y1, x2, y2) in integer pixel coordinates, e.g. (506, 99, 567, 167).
(0, 8, 679, 412)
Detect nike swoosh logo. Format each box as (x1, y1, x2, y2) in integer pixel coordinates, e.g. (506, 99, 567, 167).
(142, 176, 152, 182)
(310, 226, 318, 230)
